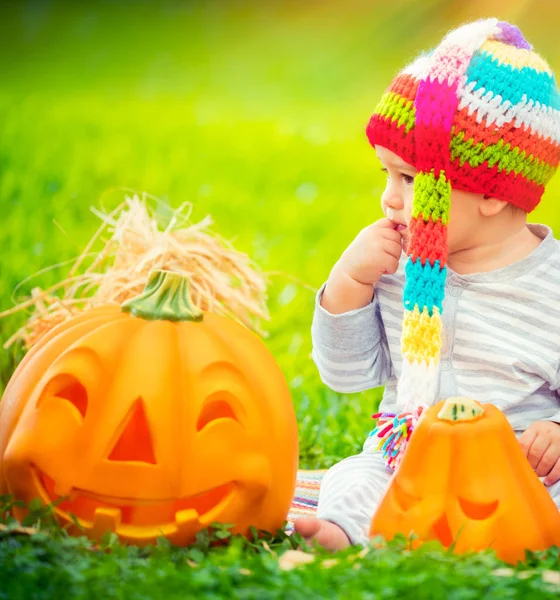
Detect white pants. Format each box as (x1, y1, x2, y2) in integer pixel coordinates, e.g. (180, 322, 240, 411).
(316, 450, 560, 546)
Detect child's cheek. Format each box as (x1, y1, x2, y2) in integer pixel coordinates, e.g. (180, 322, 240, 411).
(404, 199, 413, 224)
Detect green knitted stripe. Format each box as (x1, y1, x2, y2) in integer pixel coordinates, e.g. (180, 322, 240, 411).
(450, 130, 556, 186)
(374, 91, 416, 133)
(412, 170, 451, 225)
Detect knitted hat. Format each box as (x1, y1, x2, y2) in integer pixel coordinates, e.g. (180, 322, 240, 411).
(365, 19, 560, 465)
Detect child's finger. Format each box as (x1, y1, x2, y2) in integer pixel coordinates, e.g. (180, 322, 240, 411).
(544, 457, 560, 487)
(535, 442, 558, 477)
(382, 254, 400, 276)
(373, 217, 401, 230)
(519, 427, 538, 457)
(526, 434, 550, 470)
(383, 239, 404, 260)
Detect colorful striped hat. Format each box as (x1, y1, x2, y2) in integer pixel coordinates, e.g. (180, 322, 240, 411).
(366, 19, 560, 414)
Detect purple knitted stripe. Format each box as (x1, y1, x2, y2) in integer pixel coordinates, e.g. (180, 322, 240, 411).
(496, 22, 532, 50)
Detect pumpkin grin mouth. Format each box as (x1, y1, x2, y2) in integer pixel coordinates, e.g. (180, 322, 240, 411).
(35, 469, 236, 530)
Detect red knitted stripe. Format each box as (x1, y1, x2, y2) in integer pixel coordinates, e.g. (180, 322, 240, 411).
(367, 102, 546, 212)
(387, 73, 420, 103)
(407, 217, 448, 267)
(366, 114, 416, 166)
(450, 158, 543, 212)
(454, 106, 560, 168)
(413, 122, 454, 174)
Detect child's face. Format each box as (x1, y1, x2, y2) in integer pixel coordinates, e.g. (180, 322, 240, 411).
(375, 145, 481, 254)
(376, 146, 416, 238)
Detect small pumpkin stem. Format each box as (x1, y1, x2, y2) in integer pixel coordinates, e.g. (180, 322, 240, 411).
(438, 397, 484, 422)
(121, 270, 203, 322)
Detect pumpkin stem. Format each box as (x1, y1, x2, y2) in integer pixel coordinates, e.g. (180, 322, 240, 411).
(121, 270, 203, 322)
(438, 397, 484, 422)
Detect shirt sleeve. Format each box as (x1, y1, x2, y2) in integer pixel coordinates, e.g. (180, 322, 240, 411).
(546, 367, 560, 424)
(544, 406, 560, 425)
(311, 283, 393, 393)
(548, 396, 560, 425)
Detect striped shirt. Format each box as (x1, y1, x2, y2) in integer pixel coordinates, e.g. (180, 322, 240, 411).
(312, 223, 560, 432)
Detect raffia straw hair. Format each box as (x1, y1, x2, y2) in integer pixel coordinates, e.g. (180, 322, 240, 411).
(0, 194, 269, 349)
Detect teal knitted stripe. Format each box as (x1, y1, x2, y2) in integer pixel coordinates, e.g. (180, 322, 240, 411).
(403, 259, 447, 316)
(466, 50, 560, 110)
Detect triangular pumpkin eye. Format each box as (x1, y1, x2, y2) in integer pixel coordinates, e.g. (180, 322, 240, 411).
(108, 398, 156, 464)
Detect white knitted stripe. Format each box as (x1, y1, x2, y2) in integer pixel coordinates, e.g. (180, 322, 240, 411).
(396, 357, 439, 409)
(428, 19, 500, 87)
(437, 18, 500, 56)
(401, 54, 431, 79)
(458, 78, 560, 144)
(401, 20, 499, 86)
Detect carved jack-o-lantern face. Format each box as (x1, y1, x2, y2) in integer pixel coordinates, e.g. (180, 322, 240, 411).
(370, 398, 560, 564)
(0, 271, 299, 546)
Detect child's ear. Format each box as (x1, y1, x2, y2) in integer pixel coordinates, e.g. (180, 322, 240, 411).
(479, 196, 509, 217)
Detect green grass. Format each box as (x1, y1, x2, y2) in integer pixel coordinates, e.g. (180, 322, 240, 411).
(1, 531, 559, 600)
(1, 1, 560, 597)
(1, 502, 559, 600)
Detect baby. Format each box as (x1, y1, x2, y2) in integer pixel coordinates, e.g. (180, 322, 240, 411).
(294, 18, 560, 551)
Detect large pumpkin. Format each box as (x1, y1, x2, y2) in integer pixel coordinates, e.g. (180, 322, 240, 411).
(0, 270, 298, 546)
(370, 397, 560, 563)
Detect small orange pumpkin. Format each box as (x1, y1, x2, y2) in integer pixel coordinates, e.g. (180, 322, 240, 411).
(370, 397, 560, 563)
(0, 270, 298, 546)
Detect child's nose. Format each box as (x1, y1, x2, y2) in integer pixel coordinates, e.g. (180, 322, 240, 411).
(381, 187, 404, 214)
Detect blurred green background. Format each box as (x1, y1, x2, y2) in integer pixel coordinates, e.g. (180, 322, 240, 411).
(1, 0, 559, 467)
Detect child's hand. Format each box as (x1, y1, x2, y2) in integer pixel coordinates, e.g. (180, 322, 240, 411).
(337, 218, 404, 286)
(519, 420, 560, 486)
(321, 217, 404, 314)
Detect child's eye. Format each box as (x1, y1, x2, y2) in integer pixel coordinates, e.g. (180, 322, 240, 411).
(402, 174, 415, 186)
(380, 168, 414, 186)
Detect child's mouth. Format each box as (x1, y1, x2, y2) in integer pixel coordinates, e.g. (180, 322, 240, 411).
(394, 224, 409, 252)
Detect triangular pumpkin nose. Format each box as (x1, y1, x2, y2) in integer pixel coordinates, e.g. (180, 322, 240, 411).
(108, 398, 156, 464)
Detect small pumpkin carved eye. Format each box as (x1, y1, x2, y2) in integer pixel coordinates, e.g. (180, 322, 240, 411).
(197, 393, 239, 431)
(392, 481, 421, 511)
(458, 497, 499, 520)
(37, 375, 88, 420)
